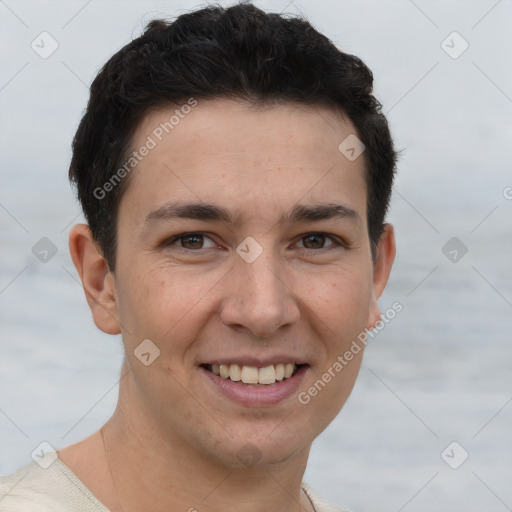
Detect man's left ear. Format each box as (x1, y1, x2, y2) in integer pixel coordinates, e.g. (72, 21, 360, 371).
(367, 223, 396, 330)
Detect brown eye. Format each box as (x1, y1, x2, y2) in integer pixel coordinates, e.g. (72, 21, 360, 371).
(165, 232, 217, 251)
(300, 233, 330, 249)
(180, 234, 204, 249)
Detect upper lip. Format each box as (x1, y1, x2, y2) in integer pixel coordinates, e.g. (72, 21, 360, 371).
(200, 356, 308, 367)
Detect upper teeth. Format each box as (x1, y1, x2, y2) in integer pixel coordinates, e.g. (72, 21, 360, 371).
(211, 363, 297, 385)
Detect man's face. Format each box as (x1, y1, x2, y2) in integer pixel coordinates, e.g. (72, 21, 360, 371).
(110, 99, 389, 466)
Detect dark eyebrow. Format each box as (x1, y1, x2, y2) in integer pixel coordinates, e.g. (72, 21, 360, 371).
(145, 202, 242, 226)
(144, 201, 361, 228)
(284, 203, 361, 225)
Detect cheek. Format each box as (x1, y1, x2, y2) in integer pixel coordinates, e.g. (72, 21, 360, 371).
(299, 265, 373, 336)
(116, 274, 159, 334)
(298, 272, 369, 426)
(115, 264, 219, 352)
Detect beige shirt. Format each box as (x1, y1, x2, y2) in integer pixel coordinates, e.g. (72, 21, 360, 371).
(0, 452, 350, 512)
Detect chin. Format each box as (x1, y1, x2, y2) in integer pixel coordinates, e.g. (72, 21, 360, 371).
(211, 426, 309, 469)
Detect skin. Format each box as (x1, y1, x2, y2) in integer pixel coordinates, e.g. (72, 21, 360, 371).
(60, 99, 395, 512)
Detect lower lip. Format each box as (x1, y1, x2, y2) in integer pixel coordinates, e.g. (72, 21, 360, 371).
(200, 365, 309, 407)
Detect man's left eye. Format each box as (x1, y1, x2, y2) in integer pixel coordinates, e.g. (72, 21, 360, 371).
(296, 233, 338, 250)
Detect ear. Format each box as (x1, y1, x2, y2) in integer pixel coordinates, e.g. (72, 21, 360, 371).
(69, 224, 121, 335)
(366, 223, 396, 330)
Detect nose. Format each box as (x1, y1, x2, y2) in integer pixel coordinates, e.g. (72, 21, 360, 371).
(219, 250, 301, 338)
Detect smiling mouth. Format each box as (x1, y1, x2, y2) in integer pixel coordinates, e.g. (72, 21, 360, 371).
(202, 363, 304, 385)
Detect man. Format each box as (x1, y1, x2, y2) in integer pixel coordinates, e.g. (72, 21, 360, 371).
(0, 3, 396, 511)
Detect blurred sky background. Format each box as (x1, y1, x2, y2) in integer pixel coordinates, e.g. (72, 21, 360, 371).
(1, 1, 511, 511)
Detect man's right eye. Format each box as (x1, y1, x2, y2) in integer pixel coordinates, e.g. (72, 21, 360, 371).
(164, 232, 218, 251)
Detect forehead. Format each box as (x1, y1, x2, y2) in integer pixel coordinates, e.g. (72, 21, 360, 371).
(119, 99, 367, 227)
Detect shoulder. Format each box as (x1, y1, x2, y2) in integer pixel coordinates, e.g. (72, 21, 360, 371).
(0, 452, 109, 512)
(302, 481, 354, 512)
